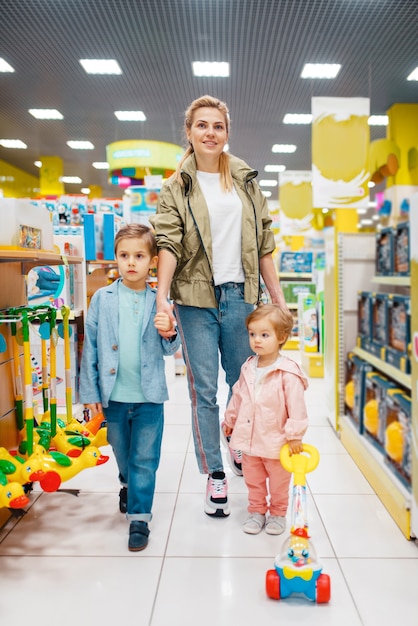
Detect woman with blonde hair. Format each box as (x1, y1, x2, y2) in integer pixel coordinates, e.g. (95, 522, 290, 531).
(150, 95, 287, 518)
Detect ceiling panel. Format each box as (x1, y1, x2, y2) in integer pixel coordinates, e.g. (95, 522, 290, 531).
(0, 0, 417, 197)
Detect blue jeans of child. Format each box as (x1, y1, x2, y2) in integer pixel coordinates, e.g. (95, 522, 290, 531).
(174, 282, 254, 475)
(104, 401, 163, 522)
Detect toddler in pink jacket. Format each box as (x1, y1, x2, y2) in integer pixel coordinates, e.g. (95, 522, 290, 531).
(223, 304, 309, 535)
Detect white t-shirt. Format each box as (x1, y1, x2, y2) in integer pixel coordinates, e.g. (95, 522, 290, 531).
(196, 170, 245, 285)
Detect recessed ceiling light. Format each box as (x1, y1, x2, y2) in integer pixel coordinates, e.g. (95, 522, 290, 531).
(81, 187, 91, 194)
(265, 165, 286, 173)
(301, 63, 341, 79)
(0, 139, 27, 149)
(0, 58, 15, 72)
(34, 161, 42, 168)
(192, 61, 229, 77)
(259, 180, 278, 187)
(61, 176, 82, 184)
(407, 67, 418, 81)
(79, 59, 122, 75)
(92, 162, 109, 169)
(262, 190, 272, 198)
(29, 109, 64, 120)
(67, 140, 95, 150)
(368, 115, 388, 126)
(114, 110, 146, 121)
(272, 144, 297, 153)
(283, 114, 312, 124)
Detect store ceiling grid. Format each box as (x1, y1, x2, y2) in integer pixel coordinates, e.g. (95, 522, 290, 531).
(0, 0, 417, 196)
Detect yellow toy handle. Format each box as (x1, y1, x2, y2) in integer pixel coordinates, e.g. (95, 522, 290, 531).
(280, 443, 320, 486)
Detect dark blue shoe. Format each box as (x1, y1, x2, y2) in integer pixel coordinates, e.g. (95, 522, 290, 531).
(128, 521, 149, 551)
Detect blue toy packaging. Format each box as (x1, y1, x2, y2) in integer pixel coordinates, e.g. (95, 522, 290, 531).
(357, 291, 373, 341)
(388, 294, 410, 353)
(383, 391, 412, 487)
(393, 221, 410, 276)
(363, 372, 402, 454)
(344, 352, 373, 433)
(375, 227, 394, 275)
(280, 251, 313, 273)
(366, 292, 389, 358)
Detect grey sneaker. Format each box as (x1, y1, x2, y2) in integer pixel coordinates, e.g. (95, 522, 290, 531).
(243, 512, 266, 534)
(265, 515, 286, 535)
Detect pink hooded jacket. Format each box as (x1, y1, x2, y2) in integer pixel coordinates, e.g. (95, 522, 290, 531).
(224, 354, 309, 459)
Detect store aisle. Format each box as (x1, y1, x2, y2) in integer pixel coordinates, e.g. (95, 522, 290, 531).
(1, 353, 418, 625)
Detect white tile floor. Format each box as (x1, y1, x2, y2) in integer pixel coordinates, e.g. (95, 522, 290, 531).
(1, 353, 418, 625)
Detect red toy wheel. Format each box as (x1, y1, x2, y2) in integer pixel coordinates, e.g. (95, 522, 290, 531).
(316, 573, 331, 603)
(265, 569, 281, 600)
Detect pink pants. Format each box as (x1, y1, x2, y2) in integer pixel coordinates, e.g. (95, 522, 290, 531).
(242, 453, 291, 516)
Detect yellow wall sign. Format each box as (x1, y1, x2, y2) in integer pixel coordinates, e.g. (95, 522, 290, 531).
(312, 97, 370, 209)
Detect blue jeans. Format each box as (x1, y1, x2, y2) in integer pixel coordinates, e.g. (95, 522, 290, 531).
(174, 283, 254, 475)
(104, 401, 163, 522)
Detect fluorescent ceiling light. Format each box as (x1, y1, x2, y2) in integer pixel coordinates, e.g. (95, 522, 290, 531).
(0, 58, 15, 72)
(92, 162, 109, 169)
(81, 187, 91, 194)
(407, 67, 418, 81)
(114, 110, 146, 121)
(34, 161, 42, 168)
(192, 61, 229, 77)
(262, 190, 272, 198)
(265, 165, 286, 173)
(301, 63, 341, 79)
(79, 59, 122, 75)
(61, 176, 82, 184)
(29, 108, 64, 120)
(67, 140, 95, 150)
(283, 113, 312, 124)
(0, 139, 27, 149)
(368, 115, 388, 126)
(272, 144, 297, 153)
(259, 180, 278, 187)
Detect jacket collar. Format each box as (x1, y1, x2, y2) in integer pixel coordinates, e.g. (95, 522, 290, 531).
(180, 152, 258, 195)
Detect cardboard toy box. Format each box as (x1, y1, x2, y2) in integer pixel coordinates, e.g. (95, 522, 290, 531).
(383, 391, 412, 487)
(363, 371, 402, 454)
(393, 221, 410, 276)
(0, 198, 54, 250)
(387, 294, 411, 353)
(281, 281, 316, 305)
(280, 251, 313, 273)
(344, 352, 373, 433)
(298, 293, 318, 353)
(375, 227, 394, 275)
(357, 291, 373, 340)
(83, 212, 119, 261)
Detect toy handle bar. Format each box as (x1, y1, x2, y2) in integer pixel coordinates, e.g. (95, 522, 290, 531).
(280, 443, 320, 486)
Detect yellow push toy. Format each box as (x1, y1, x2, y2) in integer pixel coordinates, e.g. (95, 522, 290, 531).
(266, 443, 331, 603)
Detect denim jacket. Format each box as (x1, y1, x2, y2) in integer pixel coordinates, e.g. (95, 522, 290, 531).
(79, 279, 180, 408)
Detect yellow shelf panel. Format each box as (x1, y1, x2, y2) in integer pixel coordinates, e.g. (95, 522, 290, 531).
(301, 352, 324, 378)
(340, 415, 411, 539)
(352, 347, 411, 390)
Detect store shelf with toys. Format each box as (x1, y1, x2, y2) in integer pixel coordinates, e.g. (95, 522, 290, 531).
(324, 210, 415, 539)
(278, 249, 325, 377)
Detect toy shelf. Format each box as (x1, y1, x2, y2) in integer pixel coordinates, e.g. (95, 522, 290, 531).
(352, 346, 411, 390)
(340, 414, 411, 539)
(371, 276, 410, 287)
(279, 272, 312, 279)
(0, 248, 83, 266)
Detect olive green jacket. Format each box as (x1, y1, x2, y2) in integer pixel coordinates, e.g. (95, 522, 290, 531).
(150, 153, 276, 308)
